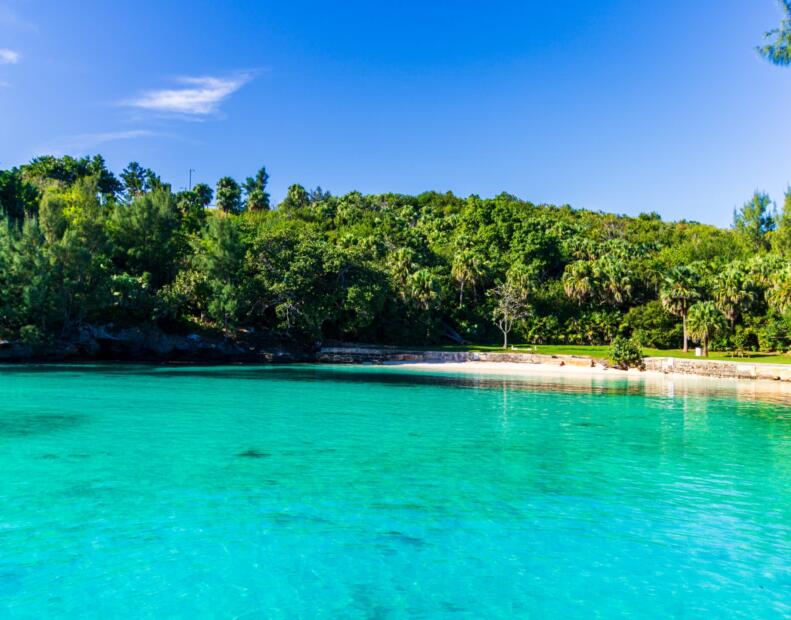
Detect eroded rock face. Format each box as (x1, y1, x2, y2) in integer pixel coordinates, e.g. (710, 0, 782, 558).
(0, 341, 33, 361)
(0, 325, 312, 363)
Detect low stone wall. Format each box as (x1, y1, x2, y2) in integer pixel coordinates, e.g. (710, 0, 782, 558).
(643, 356, 791, 382)
(317, 346, 599, 368)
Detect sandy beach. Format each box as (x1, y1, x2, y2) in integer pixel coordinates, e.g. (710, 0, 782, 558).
(387, 360, 659, 378)
(380, 359, 791, 405)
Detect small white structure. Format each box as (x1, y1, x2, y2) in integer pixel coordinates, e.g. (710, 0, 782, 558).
(695, 347, 703, 357)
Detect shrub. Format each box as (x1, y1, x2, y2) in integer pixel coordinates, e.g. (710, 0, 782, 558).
(609, 336, 644, 370)
(19, 324, 47, 350)
(618, 300, 682, 349)
(754, 313, 790, 352)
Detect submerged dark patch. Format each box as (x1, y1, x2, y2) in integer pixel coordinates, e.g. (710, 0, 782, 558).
(237, 449, 270, 459)
(0, 413, 85, 437)
(381, 531, 427, 547)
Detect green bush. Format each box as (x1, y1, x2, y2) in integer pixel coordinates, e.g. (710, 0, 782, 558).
(609, 336, 644, 370)
(518, 314, 562, 344)
(753, 313, 790, 352)
(618, 300, 682, 349)
(19, 324, 47, 350)
(564, 310, 620, 345)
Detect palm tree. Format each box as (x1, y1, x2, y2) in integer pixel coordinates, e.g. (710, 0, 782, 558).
(687, 301, 724, 357)
(711, 266, 754, 329)
(408, 269, 437, 311)
(767, 265, 791, 314)
(746, 254, 785, 287)
(599, 255, 633, 306)
(562, 260, 595, 305)
(390, 247, 414, 301)
(451, 249, 483, 308)
(660, 266, 700, 352)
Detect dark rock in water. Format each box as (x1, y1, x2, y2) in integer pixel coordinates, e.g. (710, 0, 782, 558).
(237, 449, 270, 459)
(383, 531, 427, 547)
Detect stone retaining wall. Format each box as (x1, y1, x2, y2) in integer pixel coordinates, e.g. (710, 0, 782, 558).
(317, 347, 599, 368)
(643, 356, 791, 382)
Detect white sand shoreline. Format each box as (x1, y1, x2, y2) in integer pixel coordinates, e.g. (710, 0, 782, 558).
(385, 360, 660, 378)
(373, 359, 791, 404)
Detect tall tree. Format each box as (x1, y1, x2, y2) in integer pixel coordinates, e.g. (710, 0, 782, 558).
(711, 266, 754, 329)
(22, 155, 121, 198)
(280, 184, 310, 210)
(489, 267, 533, 349)
(771, 189, 791, 256)
(687, 301, 725, 357)
(733, 192, 775, 251)
(243, 167, 271, 212)
(0, 169, 39, 222)
(660, 265, 700, 352)
(451, 249, 484, 307)
(390, 247, 415, 302)
(108, 190, 181, 288)
(767, 265, 791, 313)
(562, 260, 595, 305)
(598, 255, 633, 306)
(215, 177, 243, 214)
(176, 183, 213, 233)
(408, 268, 438, 311)
(120, 162, 165, 198)
(192, 216, 249, 331)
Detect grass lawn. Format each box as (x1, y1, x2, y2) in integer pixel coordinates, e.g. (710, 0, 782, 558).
(431, 343, 791, 364)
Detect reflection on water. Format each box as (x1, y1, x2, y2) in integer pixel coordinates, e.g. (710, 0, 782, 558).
(0, 363, 788, 618)
(4, 361, 791, 407)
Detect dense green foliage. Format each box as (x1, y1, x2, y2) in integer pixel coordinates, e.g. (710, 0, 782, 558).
(759, 1, 791, 65)
(608, 336, 644, 370)
(1, 155, 791, 354)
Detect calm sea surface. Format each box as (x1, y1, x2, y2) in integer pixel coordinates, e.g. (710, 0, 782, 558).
(0, 364, 789, 618)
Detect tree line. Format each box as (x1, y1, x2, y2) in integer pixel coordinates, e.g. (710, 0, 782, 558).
(1, 154, 791, 355)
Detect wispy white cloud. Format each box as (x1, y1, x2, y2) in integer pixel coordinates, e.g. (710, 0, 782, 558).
(0, 48, 20, 64)
(41, 129, 158, 155)
(0, 6, 37, 32)
(123, 74, 252, 116)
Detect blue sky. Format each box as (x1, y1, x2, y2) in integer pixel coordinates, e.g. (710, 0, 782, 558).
(1, 0, 790, 225)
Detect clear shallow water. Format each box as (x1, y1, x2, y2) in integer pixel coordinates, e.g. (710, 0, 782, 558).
(0, 364, 789, 619)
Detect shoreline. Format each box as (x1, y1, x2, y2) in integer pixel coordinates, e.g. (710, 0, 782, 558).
(3, 351, 791, 403)
(317, 346, 791, 382)
(382, 359, 660, 378)
(316, 347, 791, 404)
(367, 359, 791, 404)
(3, 332, 791, 402)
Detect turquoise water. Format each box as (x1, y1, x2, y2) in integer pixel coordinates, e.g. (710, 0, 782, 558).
(0, 365, 789, 618)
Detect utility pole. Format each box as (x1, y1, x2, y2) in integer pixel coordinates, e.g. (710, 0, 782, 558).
(188, 168, 196, 190)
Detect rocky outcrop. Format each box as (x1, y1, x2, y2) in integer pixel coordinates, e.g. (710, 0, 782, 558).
(0, 325, 312, 363)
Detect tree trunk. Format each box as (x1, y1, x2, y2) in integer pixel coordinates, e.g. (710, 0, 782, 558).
(502, 330, 508, 349)
(703, 335, 709, 357)
(682, 314, 688, 353)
